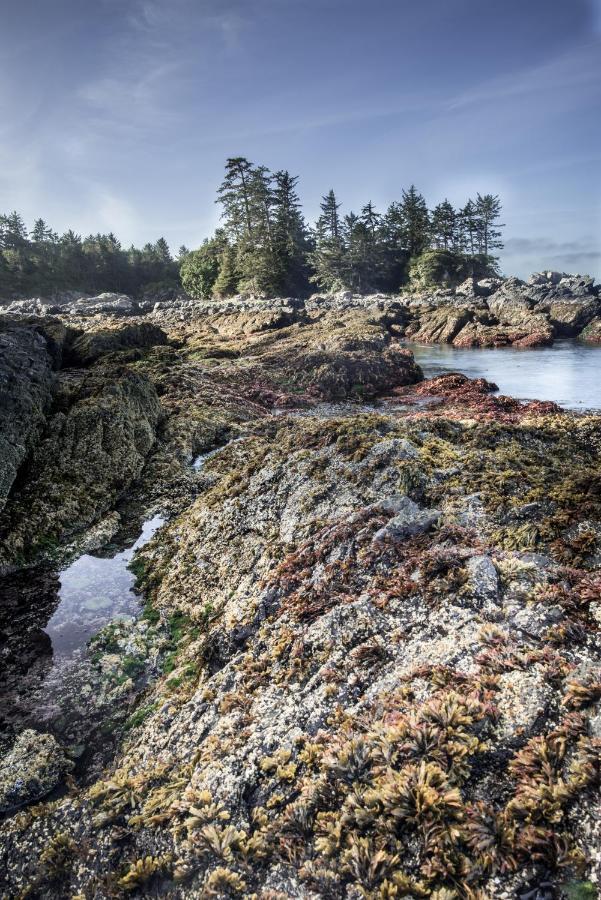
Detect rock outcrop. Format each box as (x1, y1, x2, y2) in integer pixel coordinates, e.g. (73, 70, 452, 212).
(67, 321, 168, 365)
(0, 317, 66, 511)
(0, 368, 161, 570)
(0, 730, 74, 813)
(0, 287, 600, 898)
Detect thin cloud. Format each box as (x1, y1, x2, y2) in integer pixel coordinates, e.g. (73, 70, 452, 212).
(448, 42, 600, 111)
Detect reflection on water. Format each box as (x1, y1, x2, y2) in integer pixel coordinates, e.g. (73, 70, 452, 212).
(0, 514, 165, 744)
(408, 340, 601, 410)
(45, 515, 165, 658)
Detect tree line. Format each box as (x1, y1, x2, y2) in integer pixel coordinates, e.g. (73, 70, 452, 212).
(0, 211, 182, 297)
(1, 158, 504, 300)
(181, 157, 504, 299)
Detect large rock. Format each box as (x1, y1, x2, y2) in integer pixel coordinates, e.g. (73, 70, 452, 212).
(0, 730, 73, 813)
(452, 320, 553, 348)
(371, 496, 440, 542)
(540, 297, 601, 336)
(405, 304, 474, 343)
(0, 318, 64, 510)
(0, 368, 161, 569)
(579, 317, 601, 343)
(68, 321, 168, 365)
(66, 292, 139, 317)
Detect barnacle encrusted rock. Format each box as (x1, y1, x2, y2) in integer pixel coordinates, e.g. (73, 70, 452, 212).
(0, 730, 73, 813)
(0, 296, 600, 898)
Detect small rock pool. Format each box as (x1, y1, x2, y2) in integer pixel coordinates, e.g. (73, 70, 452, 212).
(44, 514, 165, 657)
(0, 445, 226, 761)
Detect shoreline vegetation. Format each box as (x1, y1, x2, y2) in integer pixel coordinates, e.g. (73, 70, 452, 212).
(1, 158, 505, 302)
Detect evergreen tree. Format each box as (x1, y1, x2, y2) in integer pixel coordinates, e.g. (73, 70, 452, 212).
(216, 157, 255, 240)
(213, 242, 239, 297)
(399, 186, 430, 257)
(180, 234, 223, 300)
(474, 193, 505, 259)
(271, 170, 310, 295)
(235, 165, 277, 295)
(430, 200, 457, 250)
(310, 190, 346, 291)
(380, 201, 409, 289)
(318, 190, 341, 240)
(1, 211, 28, 249)
(154, 237, 172, 264)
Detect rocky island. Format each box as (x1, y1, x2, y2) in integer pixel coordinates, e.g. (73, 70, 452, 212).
(0, 273, 600, 899)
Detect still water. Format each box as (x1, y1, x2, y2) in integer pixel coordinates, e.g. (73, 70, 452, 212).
(408, 340, 601, 410)
(44, 514, 165, 658)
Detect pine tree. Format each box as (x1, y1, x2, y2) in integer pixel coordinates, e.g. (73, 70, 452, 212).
(354, 202, 383, 290)
(399, 186, 430, 257)
(310, 190, 346, 291)
(216, 157, 255, 241)
(236, 165, 277, 295)
(154, 237, 172, 263)
(2, 211, 28, 249)
(430, 200, 457, 250)
(318, 190, 341, 240)
(343, 212, 364, 292)
(31, 219, 49, 243)
(272, 170, 310, 295)
(213, 242, 239, 297)
(360, 201, 381, 237)
(380, 201, 409, 289)
(475, 194, 504, 259)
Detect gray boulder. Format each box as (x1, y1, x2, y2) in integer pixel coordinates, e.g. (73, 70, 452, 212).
(66, 292, 139, 317)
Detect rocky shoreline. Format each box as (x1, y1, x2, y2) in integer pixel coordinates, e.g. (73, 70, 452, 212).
(0, 283, 600, 898)
(2, 269, 601, 349)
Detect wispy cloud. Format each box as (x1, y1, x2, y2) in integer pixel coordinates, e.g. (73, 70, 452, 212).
(447, 41, 600, 111)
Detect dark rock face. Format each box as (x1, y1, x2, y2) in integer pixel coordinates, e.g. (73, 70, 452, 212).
(0, 729, 73, 813)
(0, 319, 60, 511)
(0, 369, 161, 570)
(67, 321, 168, 365)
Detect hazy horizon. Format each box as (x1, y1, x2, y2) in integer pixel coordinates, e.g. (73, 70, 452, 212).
(1, 0, 600, 280)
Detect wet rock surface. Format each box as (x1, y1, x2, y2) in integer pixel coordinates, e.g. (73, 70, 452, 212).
(0, 291, 600, 898)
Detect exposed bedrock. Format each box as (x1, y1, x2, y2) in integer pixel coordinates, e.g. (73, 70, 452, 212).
(0, 316, 70, 511)
(0, 368, 161, 571)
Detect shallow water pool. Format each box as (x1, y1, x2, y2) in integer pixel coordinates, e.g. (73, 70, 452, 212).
(408, 340, 601, 410)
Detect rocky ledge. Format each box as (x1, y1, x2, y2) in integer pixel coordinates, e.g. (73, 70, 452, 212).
(3, 270, 600, 350)
(0, 297, 600, 899)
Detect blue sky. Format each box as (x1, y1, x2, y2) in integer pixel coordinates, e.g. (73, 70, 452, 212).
(1, 0, 600, 278)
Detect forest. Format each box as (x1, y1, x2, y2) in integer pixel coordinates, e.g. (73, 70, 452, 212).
(0, 158, 504, 300)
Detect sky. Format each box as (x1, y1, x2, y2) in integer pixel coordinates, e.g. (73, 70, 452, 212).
(1, 0, 600, 279)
